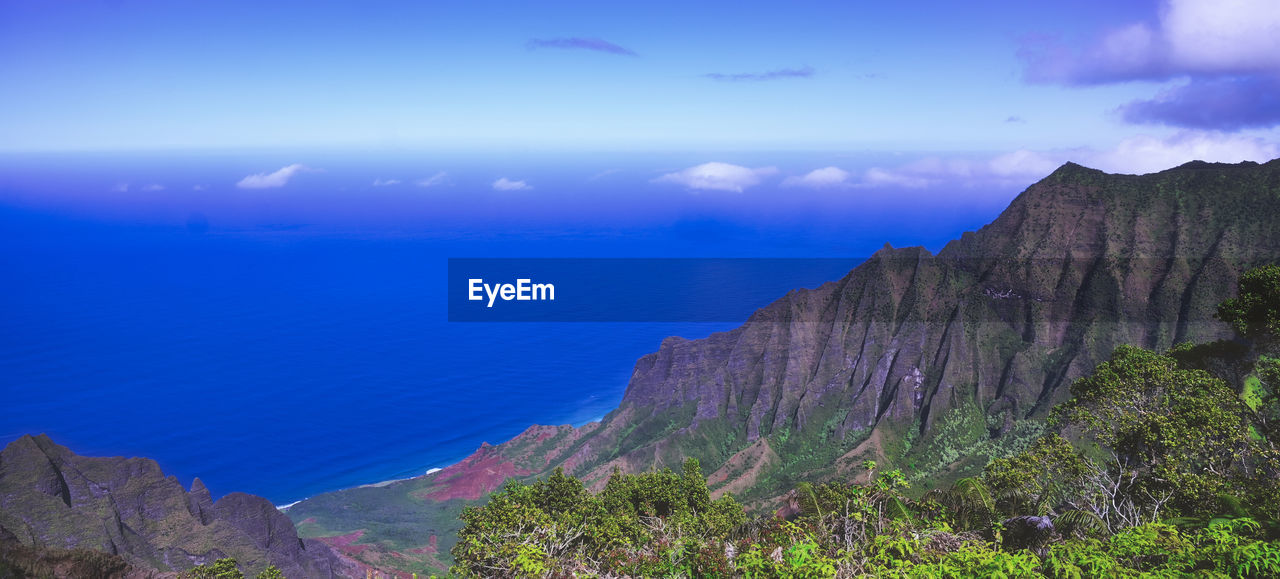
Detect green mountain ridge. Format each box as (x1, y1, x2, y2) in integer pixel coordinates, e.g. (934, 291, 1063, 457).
(4, 160, 1280, 578)
(286, 159, 1280, 576)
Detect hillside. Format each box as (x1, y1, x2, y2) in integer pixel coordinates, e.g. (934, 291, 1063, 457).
(0, 434, 362, 578)
(287, 159, 1280, 575)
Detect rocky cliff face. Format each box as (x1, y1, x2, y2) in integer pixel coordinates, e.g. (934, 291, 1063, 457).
(0, 434, 362, 578)
(578, 161, 1280, 489)
(291, 159, 1280, 574)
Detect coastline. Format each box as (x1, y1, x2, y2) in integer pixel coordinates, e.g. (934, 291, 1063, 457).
(276, 467, 446, 511)
(275, 418, 603, 512)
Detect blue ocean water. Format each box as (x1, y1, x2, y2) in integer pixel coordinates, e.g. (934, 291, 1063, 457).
(0, 151, 1022, 504)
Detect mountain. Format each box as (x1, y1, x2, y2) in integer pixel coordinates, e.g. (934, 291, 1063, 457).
(287, 159, 1280, 576)
(0, 434, 363, 578)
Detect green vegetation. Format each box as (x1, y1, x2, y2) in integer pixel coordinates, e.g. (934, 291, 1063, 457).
(451, 460, 747, 577)
(177, 558, 285, 579)
(289, 476, 474, 575)
(448, 266, 1280, 577)
(1217, 264, 1280, 345)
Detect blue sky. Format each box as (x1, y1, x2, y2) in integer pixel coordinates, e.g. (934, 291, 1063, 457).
(1, 0, 1279, 189)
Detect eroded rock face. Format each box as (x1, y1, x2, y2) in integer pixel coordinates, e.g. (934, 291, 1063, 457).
(584, 161, 1280, 480)
(0, 434, 362, 578)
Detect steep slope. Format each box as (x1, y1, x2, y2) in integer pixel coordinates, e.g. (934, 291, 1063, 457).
(291, 159, 1280, 573)
(0, 434, 363, 578)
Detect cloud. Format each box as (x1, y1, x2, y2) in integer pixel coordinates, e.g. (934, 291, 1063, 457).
(416, 172, 449, 187)
(492, 177, 532, 191)
(1086, 131, 1279, 174)
(782, 167, 853, 189)
(861, 168, 933, 188)
(858, 150, 1063, 188)
(236, 164, 311, 189)
(111, 183, 129, 192)
(653, 162, 778, 192)
(704, 66, 814, 82)
(372, 178, 401, 187)
(856, 151, 1060, 189)
(192, 184, 207, 191)
(988, 149, 1065, 178)
(1021, 0, 1280, 84)
(527, 37, 637, 56)
(140, 184, 165, 191)
(859, 132, 1277, 187)
(1019, 24, 1167, 85)
(1117, 75, 1280, 130)
(1018, 0, 1280, 131)
(1161, 0, 1280, 74)
(1005, 115, 1027, 124)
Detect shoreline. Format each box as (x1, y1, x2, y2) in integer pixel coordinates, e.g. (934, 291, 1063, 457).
(276, 467, 447, 511)
(275, 417, 603, 512)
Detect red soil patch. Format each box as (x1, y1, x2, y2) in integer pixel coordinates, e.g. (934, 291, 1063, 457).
(416, 444, 532, 502)
(836, 428, 887, 483)
(520, 424, 561, 444)
(315, 530, 371, 555)
(708, 438, 780, 499)
(408, 534, 439, 556)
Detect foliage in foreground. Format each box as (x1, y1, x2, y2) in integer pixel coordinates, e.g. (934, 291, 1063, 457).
(449, 459, 1280, 577)
(178, 558, 285, 579)
(447, 266, 1280, 577)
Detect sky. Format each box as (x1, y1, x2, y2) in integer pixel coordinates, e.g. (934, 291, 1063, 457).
(1, 0, 1279, 189)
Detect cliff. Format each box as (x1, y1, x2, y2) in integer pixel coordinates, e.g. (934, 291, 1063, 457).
(0, 434, 362, 578)
(574, 160, 1280, 489)
(294, 159, 1280, 575)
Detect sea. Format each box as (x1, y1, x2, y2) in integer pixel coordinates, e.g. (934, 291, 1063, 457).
(0, 149, 1024, 505)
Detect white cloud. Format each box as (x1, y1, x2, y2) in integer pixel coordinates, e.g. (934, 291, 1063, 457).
(1162, 0, 1280, 73)
(1086, 131, 1279, 174)
(236, 164, 311, 189)
(858, 131, 1278, 187)
(372, 178, 401, 187)
(493, 177, 532, 191)
(857, 157, 993, 189)
(192, 184, 207, 191)
(111, 183, 129, 193)
(141, 184, 165, 192)
(861, 167, 934, 188)
(653, 162, 778, 192)
(416, 172, 449, 187)
(988, 150, 1063, 178)
(1027, 0, 1280, 83)
(782, 166, 853, 189)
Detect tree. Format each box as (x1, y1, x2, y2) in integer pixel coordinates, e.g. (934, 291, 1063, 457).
(1217, 264, 1280, 346)
(255, 566, 285, 579)
(681, 457, 711, 515)
(451, 460, 748, 577)
(983, 434, 1093, 519)
(1052, 346, 1260, 524)
(180, 558, 243, 579)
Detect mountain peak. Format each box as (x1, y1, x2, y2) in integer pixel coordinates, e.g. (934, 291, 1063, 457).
(1043, 161, 1106, 182)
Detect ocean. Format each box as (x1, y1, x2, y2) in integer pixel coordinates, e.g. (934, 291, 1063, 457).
(0, 150, 1022, 504)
